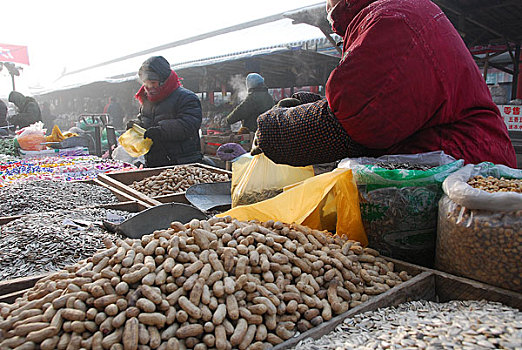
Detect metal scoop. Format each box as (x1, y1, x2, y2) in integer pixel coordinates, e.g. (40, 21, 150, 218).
(185, 181, 232, 213)
(103, 202, 208, 239)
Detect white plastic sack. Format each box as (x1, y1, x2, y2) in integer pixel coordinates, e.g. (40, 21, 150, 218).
(112, 145, 145, 165)
(442, 163, 522, 211)
(339, 151, 456, 168)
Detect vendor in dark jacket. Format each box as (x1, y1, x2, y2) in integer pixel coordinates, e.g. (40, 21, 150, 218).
(8, 91, 42, 129)
(0, 99, 7, 127)
(134, 56, 203, 167)
(226, 73, 274, 132)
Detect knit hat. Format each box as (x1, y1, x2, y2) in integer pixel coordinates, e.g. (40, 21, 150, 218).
(138, 56, 172, 83)
(246, 73, 265, 89)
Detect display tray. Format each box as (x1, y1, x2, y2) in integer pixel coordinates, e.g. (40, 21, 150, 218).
(0, 179, 145, 226)
(275, 258, 522, 350)
(0, 200, 149, 303)
(97, 163, 232, 207)
(1, 257, 519, 325)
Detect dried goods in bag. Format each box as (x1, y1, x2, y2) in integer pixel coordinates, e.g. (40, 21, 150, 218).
(436, 163, 522, 292)
(221, 168, 367, 244)
(15, 121, 46, 151)
(231, 153, 314, 207)
(338, 151, 464, 267)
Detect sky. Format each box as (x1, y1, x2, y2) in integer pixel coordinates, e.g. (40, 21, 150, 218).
(1, 0, 324, 98)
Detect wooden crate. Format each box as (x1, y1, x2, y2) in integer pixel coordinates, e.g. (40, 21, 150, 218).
(2, 257, 519, 320)
(201, 134, 233, 155)
(274, 258, 522, 349)
(0, 274, 48, 304)
(0, 200, 148, 303)
(0, 179, 143, 226)
(230, 133, 254, 151)
(97, 163, 231, 206)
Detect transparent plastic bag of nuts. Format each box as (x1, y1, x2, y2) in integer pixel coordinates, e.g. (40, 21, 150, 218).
(436, 163, 522, 292)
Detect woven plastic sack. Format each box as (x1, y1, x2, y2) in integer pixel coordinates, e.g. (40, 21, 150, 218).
(220, 168, 367, 245)
(338, 151, 464, 267)
(118, 124, 153, 157)
(231, 153, 314, 207)
(16, 121, 46, 151)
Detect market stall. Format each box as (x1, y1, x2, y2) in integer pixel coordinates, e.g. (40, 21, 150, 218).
(0, 126, 521, 350)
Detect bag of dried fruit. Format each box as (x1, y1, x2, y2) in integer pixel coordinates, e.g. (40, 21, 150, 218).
(338, 151, 464, 267)
(436, 162, 522, 292)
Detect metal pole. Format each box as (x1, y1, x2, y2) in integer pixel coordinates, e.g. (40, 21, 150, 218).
(512, 43, 520, 100)
(11, 73, 15, 91)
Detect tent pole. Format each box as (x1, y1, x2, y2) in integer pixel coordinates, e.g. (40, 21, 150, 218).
(513, 43, 521, 100)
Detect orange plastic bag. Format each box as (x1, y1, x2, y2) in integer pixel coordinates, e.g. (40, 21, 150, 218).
(16, 122, 46, 151)
(219, 168, 367, 245)
(231, 154, 315, 207)
(118, 124, 153, 157)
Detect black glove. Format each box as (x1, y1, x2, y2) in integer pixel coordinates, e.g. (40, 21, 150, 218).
(144, 127, 162, 141)
(126, 119, 144, 130)
(250, 131, 263, 156)
(276, 98, 302, 108)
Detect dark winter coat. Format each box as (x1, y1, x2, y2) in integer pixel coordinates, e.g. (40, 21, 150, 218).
(138, 87, 203, 167)
(107, 102, 125, 130)
(326, 0, 516, 166)
(226, 87, 274, 132)
(8, 91, 42, 129)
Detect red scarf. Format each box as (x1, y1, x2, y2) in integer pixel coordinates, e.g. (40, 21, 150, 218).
(135, 70, 181, 104)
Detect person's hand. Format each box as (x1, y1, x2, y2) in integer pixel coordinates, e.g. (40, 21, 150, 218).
(126, 120, 136, 130)
(276, 98, 301, 108)
(144, 127, 162, 141)
(250, 131, 263, 156)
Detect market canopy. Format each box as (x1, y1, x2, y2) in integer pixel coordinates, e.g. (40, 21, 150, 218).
(35, 6, 338, 96)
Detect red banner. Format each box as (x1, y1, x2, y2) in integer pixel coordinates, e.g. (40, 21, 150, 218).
(0, 44, 29, 65)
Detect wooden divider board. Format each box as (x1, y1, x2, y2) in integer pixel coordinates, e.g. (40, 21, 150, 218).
(275, 260, 522, 350)
(97, 163, 232, 207)
(97, 173, 163, 207)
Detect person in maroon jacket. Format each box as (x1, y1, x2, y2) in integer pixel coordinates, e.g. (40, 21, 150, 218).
(253, 0, 516, 167)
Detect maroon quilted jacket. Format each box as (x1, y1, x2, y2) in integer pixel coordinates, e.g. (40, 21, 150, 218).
(326, 0, 516, 166)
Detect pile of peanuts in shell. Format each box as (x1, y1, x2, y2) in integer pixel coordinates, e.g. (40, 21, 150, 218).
(467, 175, 522, 193)
(129, 166, 231, 197)
(0, 216, 412, 350)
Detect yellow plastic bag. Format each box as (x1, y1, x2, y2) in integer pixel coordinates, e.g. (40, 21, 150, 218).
(231, 154, 315, 207)
(219, 168, 367, 245)
(46, 125, 65, 142)
(118, 124, 153, 157)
